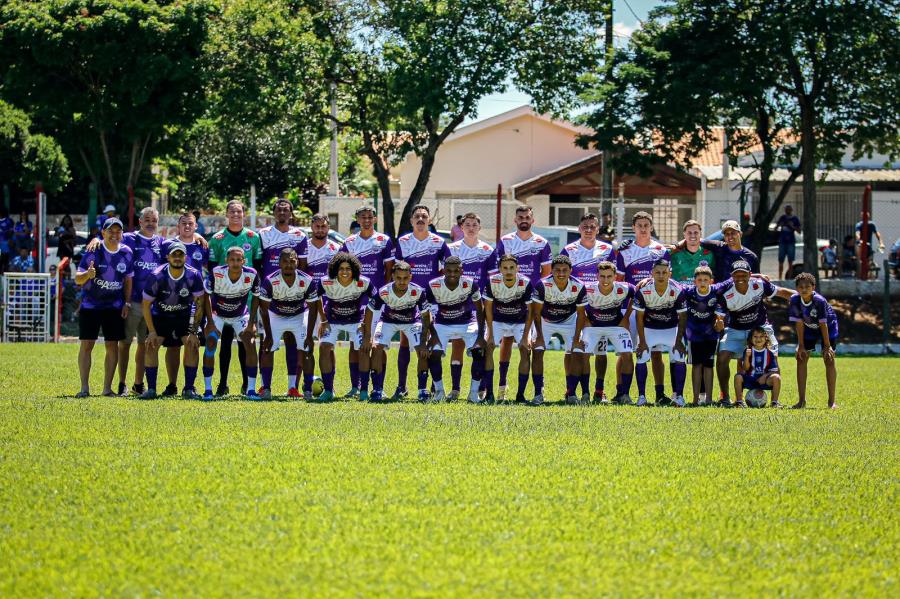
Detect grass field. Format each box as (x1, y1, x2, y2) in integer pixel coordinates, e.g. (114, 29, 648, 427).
(1, 344, 898, 596)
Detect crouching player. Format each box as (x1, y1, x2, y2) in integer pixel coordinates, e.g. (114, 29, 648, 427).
(258, 248, 320, 399)
(582, 261, 635, 404)
(425, 256, 487, 403)
(633, 259, 688, 407)
(789, 272, 839, 409)
(734, 327, 782, 408)
(202, 247, 260, 399)
(681, 266, 725, 406)
(530, 255, 588, 405)
(140, 242, 206, 399)
(317, 253, 373, 402)
(361, 261, 432, 402)
(482, 254, 534, 404)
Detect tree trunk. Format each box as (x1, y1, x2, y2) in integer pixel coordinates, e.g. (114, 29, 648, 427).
(800, 101, 819, 281)
(397, 145, 439, 236)
(363, 145, 396, 237)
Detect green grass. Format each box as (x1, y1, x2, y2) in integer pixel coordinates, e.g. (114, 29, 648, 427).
(1, 344, 897, 596)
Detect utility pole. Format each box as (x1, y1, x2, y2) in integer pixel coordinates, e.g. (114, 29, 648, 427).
(329, 82, 340, 199)
(601, 1, 615, 212)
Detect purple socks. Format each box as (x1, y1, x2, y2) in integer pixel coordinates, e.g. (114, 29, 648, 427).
(397, 345, 411, 389)
(499, 361, 510, 387)
(636, 363, 648, 396)
(450, 362, 462, 391)
(349, 361, 360, 389)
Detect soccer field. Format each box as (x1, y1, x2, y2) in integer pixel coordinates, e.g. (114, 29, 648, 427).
(1, 344, 897, 596)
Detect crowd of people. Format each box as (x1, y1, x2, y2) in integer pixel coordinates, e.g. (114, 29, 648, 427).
(71, 198, 840, 409)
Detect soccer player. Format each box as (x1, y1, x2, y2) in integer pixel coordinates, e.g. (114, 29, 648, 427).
(394, 205, 451, 401)
(789, 272, 839, 409)
(581, 261, 635, 404)
(208, 200, 263, 395)
(74, 218, 134, 397)
(734, 327, 782, 408)
(632, 259, 689, 407)
(713, 260, 795, 406)
(258, 248, 320, 399)
(425, 256, 487, 403)
(561, 212, 616, 400)
(530, 255, 588, 405)
(448, 212, 497, 398)
(317, 252, 373, 402)
(140, 242, 206, 399)
(361, 261, 431, 403)
(681, 266, 724, 406)
(670, 220, 715, 284)
(201, 247, 260, 399)
(257, 198, 309, 396)
(494, 205, 552, 398)
(482, 254, 534, 404)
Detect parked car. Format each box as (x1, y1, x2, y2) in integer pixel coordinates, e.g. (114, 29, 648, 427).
(531, 226, 581, 255)
(298, 227, 347, 247)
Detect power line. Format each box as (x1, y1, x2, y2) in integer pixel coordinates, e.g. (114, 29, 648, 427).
(620, 0, 644, 26)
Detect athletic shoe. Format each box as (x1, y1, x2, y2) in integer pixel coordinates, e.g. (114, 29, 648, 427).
(716, 397, 732, 408)
(565, 394, 580, 405)
(131, 383, 145, 396)
(734, 399, 747, 408)
(245, 389, 260, 400)
(530, 394, 545, 406)
(478, 389, 487, 401)
(359, 390, 369, 402)
(581, 392, 591, 405)
(497, 385, 508, 402)
(418, 389, 432, 403)
(161, 384, 178, 397)
(467, 389, 483, 404)
(181, 388, 200, 400)
(611, 392, 632, 405)
(260, 388, 273, 400)
(390, 387, 408, 402)
(117, 382, 127, 396)
(514, 394, 528, 405)
(432, 389, 446, 403)
(594, 391, 610, 404)
(101, 390, 117, 398)
(203, 390, 214, 401)
(215, 384, 229, 397)
(790, 402, 806, 410)
(317, 390, 335, 403)
(75, 390, 90, 398)
(369, 390, 384, 403)
(303, 391, 313, 401)
(344, 387, 360, 400)
(698, 397, 712, 407)
(483, 391, 496, 405)
(656, 395, 673, 407)
(636, 395, 648, 407)
(287, 387, 301, 398)
(446, 390, 459, 402)
(672, 394, 686, 408)
(140, 389, 157, 400)
(770, 400, 783, 409)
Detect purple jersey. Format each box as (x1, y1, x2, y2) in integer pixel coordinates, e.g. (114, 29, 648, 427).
(319, 276, 373, 325)
(682, 283, 727, 341)
(744, 347, 779, 377)
(305, 238, 342, 282)
(634, 281, 687, 330)
(788, 292, 838, 340)
(495, 232, 552, 285)
(532, 276, 587, 323)
(78, 244, 134, 310)
(396, 232, 451, 287)
(448, 239, 497, 290)
(368, 282, 429, 325)
(426, 275, 481, 325)
(615, 240, 670, 285)
(560, 240, 616, 283)
(340, 231, 395, 288)
(701, 240, 759, 282)
(483, 273, 532, 324)
(259, 270, 318, 317)
(122, 232, 163, 301)
(715, 278, 778, 330)
(259, 225, 309, 279)
(205, 265, 259, 319)
(162, 238, 209, 273)
(142, 264, 205, 316)
(583, 281, 633, 327)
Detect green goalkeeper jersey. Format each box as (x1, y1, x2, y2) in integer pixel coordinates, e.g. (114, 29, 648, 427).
(671, 246, 716, 283)
(208, 227, 262, 265)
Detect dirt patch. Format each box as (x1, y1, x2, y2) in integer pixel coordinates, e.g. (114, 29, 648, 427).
(768, 297, 900, 344)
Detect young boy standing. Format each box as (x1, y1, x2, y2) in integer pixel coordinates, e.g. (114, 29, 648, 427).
(789, 272, 839, 409)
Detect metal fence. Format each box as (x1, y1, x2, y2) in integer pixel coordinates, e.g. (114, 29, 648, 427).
(2, 273, 52, 343)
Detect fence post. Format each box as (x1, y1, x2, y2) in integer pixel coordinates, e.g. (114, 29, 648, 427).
(885, 259, 892, 354)
(495, 184, 502, 243)
(860, 185, 871, 280)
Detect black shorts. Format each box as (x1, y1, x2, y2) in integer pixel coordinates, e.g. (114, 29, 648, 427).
(79, 307, 126, 341)
(153, 313, 192, 347)
(689, 339, 718, 368)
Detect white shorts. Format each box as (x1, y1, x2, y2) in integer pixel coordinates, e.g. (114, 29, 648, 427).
(374, 321, 422, 348)
(267, 311, 309, 351)
(320, 322, 363, 348)
(489, 321, 526, 345)
(432, 322, 479, 352)
(212, 313, 251, 336)
(582, 326, 633, 355)
(636, 326, 686, 363)
(531, 315, 578, 353)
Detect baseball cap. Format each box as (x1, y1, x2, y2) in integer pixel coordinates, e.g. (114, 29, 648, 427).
(355, 205, 376, 216)
(167, 241, 187, 256)
(721, 220, 741, 233)
(730, 259, 752, 273)
(102, 204, 116, 213)
(102, 217, 123, 230)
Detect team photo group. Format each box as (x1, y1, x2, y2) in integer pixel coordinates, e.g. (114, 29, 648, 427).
(75, 199, 839, 410)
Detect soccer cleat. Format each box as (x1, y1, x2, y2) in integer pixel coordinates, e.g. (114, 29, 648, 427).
(446, 390, 460, 402)
(343, 387, 360, 400)
(140, 389, 157, 400)
(161, 383, 178, 397)
(483, 391, 496, 405)
(672, 394, 686, 408)
(181, 388, 200, 400)
(565, 394, 580, 405)
(594, 391, 610, 404)
(303, 391, 313, 401)
(131, 383, 145, 396)
(215, 384, 229, 397)
(431, 389, 446, 403)
(656, 395, 673, 407)
(287, 387, 300, 398)
(117, 382, 127, 396)
(530, 394, 545, 406)
(717, 396, 732, 408)
(418, 389, 432, 403)
(101, 390, 118, 398)
(203, 390, 214, 401)
(245, 389, 260, 400)
(467, 388, 483, 404)
(390, 387, 409, 402)
(358, 389, 369, 402)
(770, 400, 783, 409)
(497, 385, 508, 402)
(369, 390, 384, 403)
(611, 392, 632, 405)
(317, 390, 335, 403)
(75, 390, 90, 398)
(636, 395, 648, 407)
(260, 388, 273, 400)
(734, 399, 747, 408)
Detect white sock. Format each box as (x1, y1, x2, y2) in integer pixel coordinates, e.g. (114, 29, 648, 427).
(248, 376, 257, 391)
(204, 376, 213, 391)
(288, 374, 297, 388)
(434, 380, 445, 392)
(470, 379, 480, 393)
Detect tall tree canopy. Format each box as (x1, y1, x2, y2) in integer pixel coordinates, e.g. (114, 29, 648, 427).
(0, 100, 70, 194)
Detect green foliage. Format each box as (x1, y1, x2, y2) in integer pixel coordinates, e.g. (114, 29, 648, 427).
(0, 100, 70, 192)
(0, 344, 897, 595)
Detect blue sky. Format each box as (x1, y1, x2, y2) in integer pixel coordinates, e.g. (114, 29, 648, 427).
(466, 0, 661, 124)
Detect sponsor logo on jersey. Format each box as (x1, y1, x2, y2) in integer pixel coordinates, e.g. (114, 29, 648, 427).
(193, 250, 203, 260)
(214, 272, 224, 278)
(116, 262, 127, 273)
(179, 288, 189, 297)
(323, 280, 334, 286)
(244, 277, 251, 284)
(430, 283, 441, 288)
(726, 293, 735, 299)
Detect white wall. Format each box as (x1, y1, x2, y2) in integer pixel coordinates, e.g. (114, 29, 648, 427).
(873, 190, 900, 249)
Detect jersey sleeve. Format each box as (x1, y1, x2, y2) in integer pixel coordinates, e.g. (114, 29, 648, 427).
(575, 285, 587, 307)
(305, 279, 320, 303)
(297, 236, 309, 260)
(787, 296, 803, 322)
(77, 250, 96, 273)
(470, 283, 482, 303)
(767, 351, 780, 372)
(615, 251, 626, 275)
(531, 282, 545, 304)
(384, 238, 396, 263)
(425, 285, 437, 307)
(633, 290, 646, 312)
(258, 276, 272, 302)
(204, 271, 215, 295)
(484, 250, 498, 281)
(250, 270, 260, 296)
(675, 289, 688, 312)
(416, 288, 430, 313)
(190, 271, 205, 297)
(142, 274, 159, 302)
(368, 288, 384, 312)
(483, 281, 495, 301)
(440, 242, 451, 264)
(539, 241, 552, 266)
(763, 279, 778, 298)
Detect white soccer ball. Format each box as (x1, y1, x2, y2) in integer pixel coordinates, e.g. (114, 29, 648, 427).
(311, 376, 324, 396)
(745, 389, 769, 408)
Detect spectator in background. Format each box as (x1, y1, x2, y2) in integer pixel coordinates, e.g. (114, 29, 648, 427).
(598, 212, 615, 243)
(0, 206, 13, 273)
(450, 215, 464, 241)
(349, 218, 361, 235)
(776, 205, 802, 279)
(193, 210, 206, 236)
(96, 204, 116, 230)
(11, 246, 35, 272)
(841, 234, 857, 276)
(14, 211, 33, 251)
(56, 214, 78, 272)
(855, 212, 885, 268)
(821, 240, 838, 278)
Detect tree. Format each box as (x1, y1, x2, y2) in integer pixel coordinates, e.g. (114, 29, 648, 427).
(0, 100, 69, 194)
(0, 0, 214, 202)
(318, 0, 608, 236)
